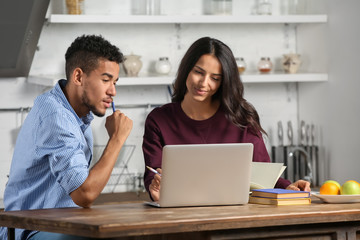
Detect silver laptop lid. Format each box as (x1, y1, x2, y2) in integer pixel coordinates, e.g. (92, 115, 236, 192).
(158, 143, 253, 207)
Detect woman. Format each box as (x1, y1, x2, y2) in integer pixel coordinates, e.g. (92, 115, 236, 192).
(143, 37, 310, 202)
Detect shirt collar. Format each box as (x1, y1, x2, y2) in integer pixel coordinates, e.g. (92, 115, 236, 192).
(53, 79, 94, 128)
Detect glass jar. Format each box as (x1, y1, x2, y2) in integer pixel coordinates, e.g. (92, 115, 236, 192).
(155, 57, 171, 75)
(131, 0, 160, 15)
(257, 0, 272, 15)
(210, 0, 232, 15)
(146, 0, 160, 15)
(235, 57, 246, 74)
(280, 0, 297, 15)
(257, 57, 273, 73)
(65, 0, 84, 15)
(131, 0, 147, 15)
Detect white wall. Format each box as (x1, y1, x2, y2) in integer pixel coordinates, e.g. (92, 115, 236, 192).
(1, 0, 313, 199)
(298, 0, 360, 184)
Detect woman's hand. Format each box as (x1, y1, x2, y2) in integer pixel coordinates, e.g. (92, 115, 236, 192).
(149, 168, 162, 202)
(286, 179, 311, 192)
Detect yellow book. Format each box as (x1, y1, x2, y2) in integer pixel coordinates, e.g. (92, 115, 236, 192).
(251, 188, 310, 199)
(249, 196, 311, 205)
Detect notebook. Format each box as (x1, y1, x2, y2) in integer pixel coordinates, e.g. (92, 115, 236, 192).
(250, 162, 286, 190)
(147, 143, 253, 207)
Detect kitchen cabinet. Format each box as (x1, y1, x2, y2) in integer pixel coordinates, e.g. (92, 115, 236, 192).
(28, 10, 328, 86)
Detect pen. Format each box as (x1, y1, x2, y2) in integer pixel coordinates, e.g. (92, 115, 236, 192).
(146, 166, 162, 176)
(111, 101, 116, 113)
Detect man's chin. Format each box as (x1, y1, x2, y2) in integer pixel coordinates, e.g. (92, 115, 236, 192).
(91, 109, 106, 117)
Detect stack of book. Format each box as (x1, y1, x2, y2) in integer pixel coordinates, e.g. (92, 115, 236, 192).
(249, 188, 311, 205)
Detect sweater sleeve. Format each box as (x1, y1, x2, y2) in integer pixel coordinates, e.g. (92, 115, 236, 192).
(142, 111, 163, 193)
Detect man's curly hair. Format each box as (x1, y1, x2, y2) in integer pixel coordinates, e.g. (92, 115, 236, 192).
(65, 35, 124, 80)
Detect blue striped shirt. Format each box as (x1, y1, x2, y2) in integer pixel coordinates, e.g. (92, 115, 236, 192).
(0, 80, 94, 240)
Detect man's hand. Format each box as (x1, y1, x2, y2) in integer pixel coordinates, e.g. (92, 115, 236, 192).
(105, 110, 133, 144)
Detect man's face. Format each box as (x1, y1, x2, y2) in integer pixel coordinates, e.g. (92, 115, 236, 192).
(81, 60, 120, 117)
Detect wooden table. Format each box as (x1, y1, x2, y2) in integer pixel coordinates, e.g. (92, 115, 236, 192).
(1, 199, 360, 240)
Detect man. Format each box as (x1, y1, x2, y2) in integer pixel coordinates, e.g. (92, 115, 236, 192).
(0, 35, 133, 240)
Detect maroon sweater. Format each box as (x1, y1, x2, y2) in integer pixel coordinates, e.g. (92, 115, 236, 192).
(142, 102, 291, 192)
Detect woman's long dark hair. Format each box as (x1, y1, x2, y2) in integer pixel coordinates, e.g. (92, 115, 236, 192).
(172, 37, 266, 136)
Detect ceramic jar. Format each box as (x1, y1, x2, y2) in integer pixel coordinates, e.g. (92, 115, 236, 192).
(155, 57, 171, 75)
(282, 54, 301, 74)
(123, 54, 142, 77)
(258, 57, 273, 73)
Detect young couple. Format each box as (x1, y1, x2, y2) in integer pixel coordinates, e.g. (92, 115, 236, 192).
(1, 35, 309, 240)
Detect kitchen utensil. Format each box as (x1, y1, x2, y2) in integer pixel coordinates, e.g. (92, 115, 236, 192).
(298, 120, 306, 179)
(272, 121, 285, 178)
(305, 124, 311, 179)
(285, 146, 296, 182)
(306, 124, 310, 146)
(308, 124, 314, 185)
(285, 121, 295, 181)
(277, 121, 284, 146)
(300, 120, 306, 146)
(287, 121, 293, 146)
(271, 121, 285, 180)
(311, 124, 319, 186)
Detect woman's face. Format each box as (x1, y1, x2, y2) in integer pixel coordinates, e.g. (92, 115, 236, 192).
(185, 54, 222, 104)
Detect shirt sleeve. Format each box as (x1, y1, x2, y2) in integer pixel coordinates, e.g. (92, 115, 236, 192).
(142, 111, 163, 194)
(35, 111, 89, 195)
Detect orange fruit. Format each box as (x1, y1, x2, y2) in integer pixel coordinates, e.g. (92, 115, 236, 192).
(320, 181, 341, 195)
(323, 180, 341, 189)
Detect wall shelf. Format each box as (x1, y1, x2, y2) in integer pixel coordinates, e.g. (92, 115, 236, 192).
(27, 73, 328, 87)
(39, 13, 328, 86)
(48, 14, 328, 24)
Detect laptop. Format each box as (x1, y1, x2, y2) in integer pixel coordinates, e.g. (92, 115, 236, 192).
(148, 143, 253, 207)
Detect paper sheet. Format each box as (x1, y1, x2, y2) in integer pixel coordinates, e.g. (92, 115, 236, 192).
(250, 162, 286, 190)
